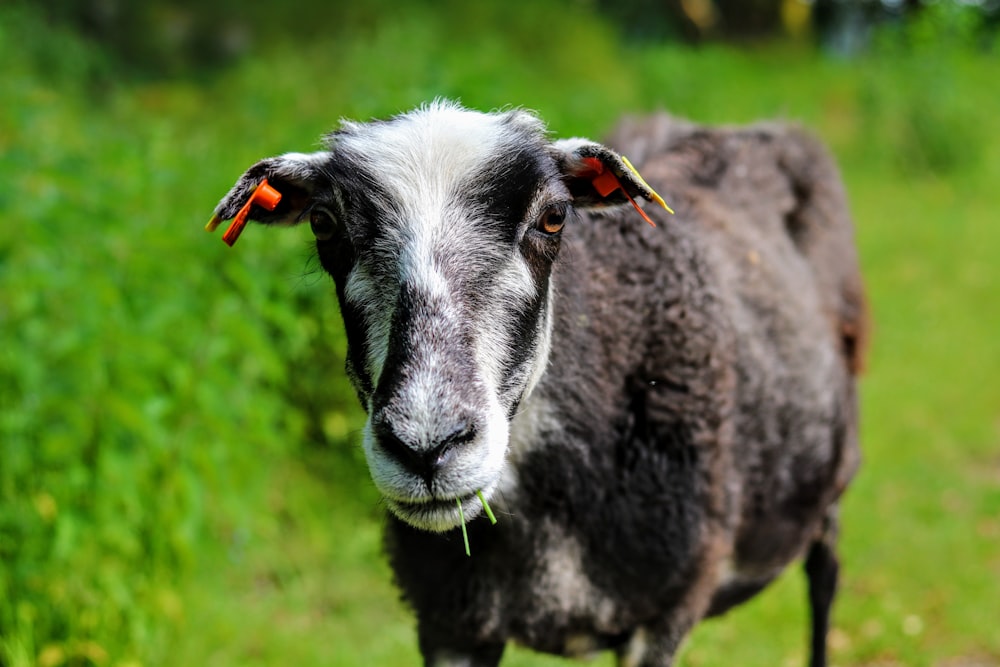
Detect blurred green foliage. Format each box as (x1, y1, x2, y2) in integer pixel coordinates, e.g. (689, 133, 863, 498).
(0, 6, 364, 664)
(863, 1, 998, 175)
(1, 1, 998, 666)
(33, 0, 1000, 71)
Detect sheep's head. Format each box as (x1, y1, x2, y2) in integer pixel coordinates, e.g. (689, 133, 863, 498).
(211, 101, 665, 532)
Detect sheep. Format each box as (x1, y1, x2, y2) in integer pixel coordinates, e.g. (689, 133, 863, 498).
(208, 100, 867, 667)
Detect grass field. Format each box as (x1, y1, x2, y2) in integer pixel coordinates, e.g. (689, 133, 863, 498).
(1, 2, 998, 666)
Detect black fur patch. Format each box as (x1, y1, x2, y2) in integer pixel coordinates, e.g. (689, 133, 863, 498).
(464, 143, 552, 243)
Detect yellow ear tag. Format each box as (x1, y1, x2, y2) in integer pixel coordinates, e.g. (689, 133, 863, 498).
(622, 156, 675, 215)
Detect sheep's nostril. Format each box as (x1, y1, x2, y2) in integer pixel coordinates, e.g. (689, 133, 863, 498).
(441, 424, 477, 449)
(375, 424, 425, 475)
(430, 445, 455, 471)
(427, 424, 476, 472)
(373, 418, 477, 484)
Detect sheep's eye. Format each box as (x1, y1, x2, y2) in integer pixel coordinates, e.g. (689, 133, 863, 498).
(309, 207, 336, 241)
(537, 205, 567, 235)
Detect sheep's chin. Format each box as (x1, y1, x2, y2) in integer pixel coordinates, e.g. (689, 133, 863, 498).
(386, 489, 492, 532)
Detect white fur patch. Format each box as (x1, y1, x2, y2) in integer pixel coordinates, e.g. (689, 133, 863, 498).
(429, 651, 479, 667)
(619, 627, 650, 667)
(524, 523, 617, 631)
(507, 392, 562, 462)
(278, 150, 333, 174)
(339, 101, 514, 235)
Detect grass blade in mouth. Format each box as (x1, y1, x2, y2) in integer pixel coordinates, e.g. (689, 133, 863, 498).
(457, 498, 471, 557)
(477, 489, 498, 525)
(457, 491, 498, 557)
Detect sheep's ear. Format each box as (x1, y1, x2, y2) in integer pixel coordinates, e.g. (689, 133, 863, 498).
(209, 151, 332, 232)
(550, 139, 671, 220)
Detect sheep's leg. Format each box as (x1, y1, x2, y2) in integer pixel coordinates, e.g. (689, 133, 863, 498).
(422, 643, 505, 667)
(615, 626, 688, 667)
(616, 528, 730, 667)
(803, 512, 840, 667)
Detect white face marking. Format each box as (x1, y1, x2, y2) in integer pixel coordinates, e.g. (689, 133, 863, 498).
(472, 254, 541, 394)
(333, 102, 560, 531)
(343, 264, 392, 386)
(519, 288, 554, 403)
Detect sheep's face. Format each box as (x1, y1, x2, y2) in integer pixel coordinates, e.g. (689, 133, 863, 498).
(212, 102, 661, 532)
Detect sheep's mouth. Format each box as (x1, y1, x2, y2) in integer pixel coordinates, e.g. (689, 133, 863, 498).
(386, 492, 483, 532)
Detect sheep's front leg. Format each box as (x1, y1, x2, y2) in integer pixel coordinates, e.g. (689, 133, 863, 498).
(616, 625, 690, 667)
(616, 595, 713, 667)
(422, 642, 505, 667)
(616, 543, 726, 667)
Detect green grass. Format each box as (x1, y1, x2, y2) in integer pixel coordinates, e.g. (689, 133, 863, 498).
(1, 2, 998, 666)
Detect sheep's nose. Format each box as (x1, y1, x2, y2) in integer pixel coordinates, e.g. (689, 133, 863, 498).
(371, 416, 477, 486)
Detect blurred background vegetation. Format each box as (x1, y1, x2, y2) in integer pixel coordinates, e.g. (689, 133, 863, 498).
(1, 0, 998, 665)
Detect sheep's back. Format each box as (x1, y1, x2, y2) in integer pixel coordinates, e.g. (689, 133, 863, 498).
(601, 113, 866, 587)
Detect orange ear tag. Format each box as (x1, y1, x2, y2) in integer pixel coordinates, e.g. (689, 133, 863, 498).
(582, 157, 672, 228)
(205, 179, 283, 247)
